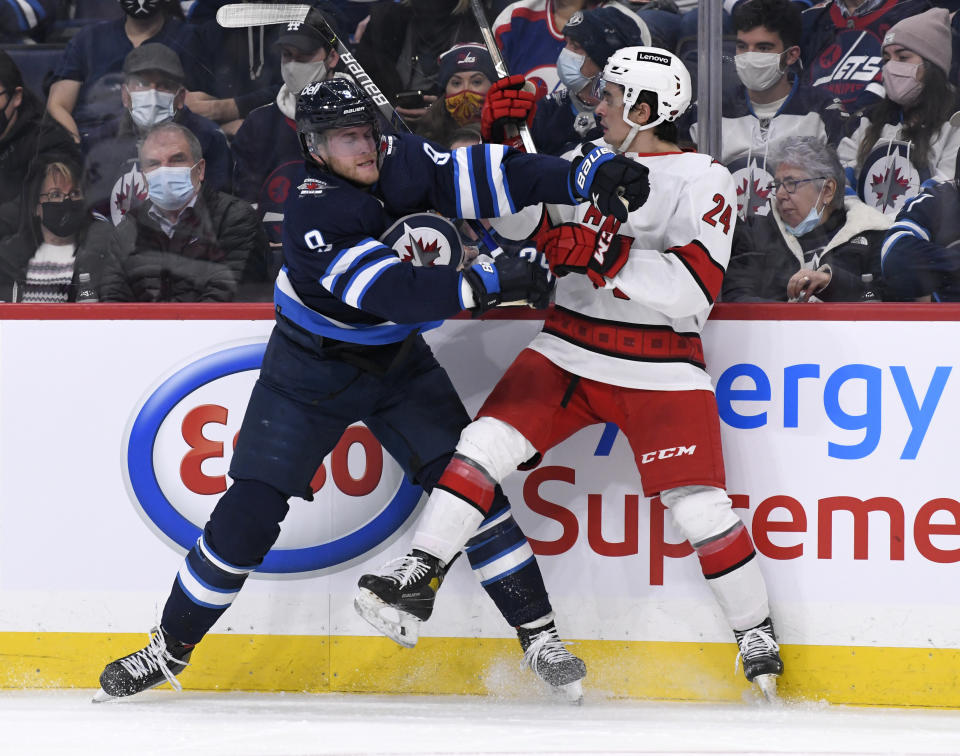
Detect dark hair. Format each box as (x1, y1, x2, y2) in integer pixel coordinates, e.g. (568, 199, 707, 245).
(0, 51, 23, 93)
(732, 0, 802, 50)
(634, 90, 678, 143)
(415, 97, 460, 146)
(856, 60, 956, 174)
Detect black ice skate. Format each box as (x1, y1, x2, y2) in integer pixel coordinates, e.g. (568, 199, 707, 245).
(518, 621, 587, 704)
(734, 617, 783, 702)
(93, 626, 194, 702)
(355, 550, 445, 648)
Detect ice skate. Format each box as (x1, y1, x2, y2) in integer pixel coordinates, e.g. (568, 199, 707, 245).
(734, 617, 783, 702)
(518, 621, 587, 704)
(355, 550, 445, 649)
(93, 626, 194, 702)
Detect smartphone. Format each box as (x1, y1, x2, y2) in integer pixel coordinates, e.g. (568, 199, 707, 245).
(395, 90, 428, 109)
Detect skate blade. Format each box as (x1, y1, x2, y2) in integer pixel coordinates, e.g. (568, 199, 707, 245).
(553, 678, 584, 705)
(754, 673, 779, 703)
(354, 590, 421, 649)
(91, 688, 115, 703)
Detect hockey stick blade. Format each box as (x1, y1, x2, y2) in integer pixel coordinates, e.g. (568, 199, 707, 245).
(216, 3, 310, 28)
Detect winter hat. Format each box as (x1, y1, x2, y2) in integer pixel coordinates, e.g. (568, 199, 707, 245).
(437, 43, 498, 90)
(562, 6, 652, 68)
(882, 8, 952, 76)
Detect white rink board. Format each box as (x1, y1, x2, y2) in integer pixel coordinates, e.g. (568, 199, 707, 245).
(1, 316, 959, 649)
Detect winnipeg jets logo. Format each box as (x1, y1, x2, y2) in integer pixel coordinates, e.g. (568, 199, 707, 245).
(402, 230, 442, 266)
(297, 178, 333, 196)
(461, 53, 477, 65)
(861, 145, 921, 215)
(286, 21, 302, 31)
(731, 159, 774, 219)
(111, 167, 149, 225)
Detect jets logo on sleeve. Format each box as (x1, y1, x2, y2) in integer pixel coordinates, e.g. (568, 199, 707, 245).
(380, 213, 465, 268)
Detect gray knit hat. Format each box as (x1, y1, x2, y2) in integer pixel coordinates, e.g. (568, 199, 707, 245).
(882, 8, 952, 76)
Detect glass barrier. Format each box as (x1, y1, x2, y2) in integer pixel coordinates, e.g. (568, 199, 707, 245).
(0, 0, 958, 303)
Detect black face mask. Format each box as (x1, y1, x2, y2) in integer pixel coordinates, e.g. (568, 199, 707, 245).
(118, 0, 162, 18)
(40, 199, 88, 238)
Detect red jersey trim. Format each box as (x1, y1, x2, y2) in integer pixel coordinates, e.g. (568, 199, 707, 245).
(666, 240, 725, 306)
(828, 0, 898, 31)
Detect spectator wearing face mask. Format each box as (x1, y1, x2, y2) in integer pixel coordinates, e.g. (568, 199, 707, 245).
(723, 136, 891, 302)
(499, 4, 649, 156)
(231, 5, 342, 266)
(837, 8, 960, 218)
(83, 43, 231, 226)
(0, 51, 80, 238)
(683, 0, 847, 222)
(800, 0, 931, 116)
(416, 43, 496, 147)
(100, 122, 269, 302)
(46, 0, 192, 143)
(0, 158, 110, 302)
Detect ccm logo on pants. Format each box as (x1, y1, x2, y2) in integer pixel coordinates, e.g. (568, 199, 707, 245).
(640, 445, 696, 464)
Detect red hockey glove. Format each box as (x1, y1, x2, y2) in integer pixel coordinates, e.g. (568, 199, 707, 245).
(537, 222, 597, 277)
(586, 233, 631, 288)
(481, 74, 537, 147)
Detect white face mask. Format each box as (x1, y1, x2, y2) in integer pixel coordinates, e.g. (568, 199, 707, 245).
(146, 164, 198, 211)
(735, 51, 785, 92)
(557, 48, 591, 95)
(129, 88, 176, 129)
(282, 59, 328, 96)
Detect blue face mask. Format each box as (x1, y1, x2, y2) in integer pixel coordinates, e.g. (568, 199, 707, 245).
(146, 164, 198, 211)
(784, 184, 826, 237)
(556, 48, 593, 104)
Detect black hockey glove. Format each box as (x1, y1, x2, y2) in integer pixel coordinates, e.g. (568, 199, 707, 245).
(567, 145, 651, 223)
(462, 248, 555, 315)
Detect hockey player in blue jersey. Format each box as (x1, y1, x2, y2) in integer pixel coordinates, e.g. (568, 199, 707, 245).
(95, 77, 650, 702)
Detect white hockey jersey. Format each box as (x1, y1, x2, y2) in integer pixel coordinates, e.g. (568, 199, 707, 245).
(495, 142, 736, 393)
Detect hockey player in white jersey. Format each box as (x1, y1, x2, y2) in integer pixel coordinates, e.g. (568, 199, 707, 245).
(356, 47, 784, 700)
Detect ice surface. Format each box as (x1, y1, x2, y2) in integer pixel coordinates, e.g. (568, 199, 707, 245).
(3, 689, 960, 756)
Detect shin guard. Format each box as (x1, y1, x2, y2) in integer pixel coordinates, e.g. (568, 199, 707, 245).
(411, 454, 496, 565)
(695, 523, 769, 631)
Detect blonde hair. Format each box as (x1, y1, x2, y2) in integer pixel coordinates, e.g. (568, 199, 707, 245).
(42, 161, 78, 189)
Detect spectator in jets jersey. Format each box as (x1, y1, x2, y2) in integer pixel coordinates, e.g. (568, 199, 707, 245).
(837, 8, 960, 219)
(723, 136, 891, 302)
(683, 0, 847, 222)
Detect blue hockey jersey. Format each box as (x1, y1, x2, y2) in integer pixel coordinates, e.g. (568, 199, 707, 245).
(881, 181, 960, 300)
(276, 133, 576, 344)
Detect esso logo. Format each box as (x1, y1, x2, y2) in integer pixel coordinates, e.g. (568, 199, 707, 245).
(124, 343, 422, 576)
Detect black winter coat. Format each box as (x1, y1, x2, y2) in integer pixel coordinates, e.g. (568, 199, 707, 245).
(100, 186, 269, 302)
(722, 198, 891, 302)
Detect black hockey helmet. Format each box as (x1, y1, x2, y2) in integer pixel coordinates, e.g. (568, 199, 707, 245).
(296, 78, 378, 162)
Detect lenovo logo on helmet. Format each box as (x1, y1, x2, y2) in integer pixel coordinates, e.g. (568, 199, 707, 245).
(637, 51, 671, 66)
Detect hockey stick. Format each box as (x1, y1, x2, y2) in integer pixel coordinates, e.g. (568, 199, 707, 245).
(467, 0, 537, 155)
(215, 4, 407, 131)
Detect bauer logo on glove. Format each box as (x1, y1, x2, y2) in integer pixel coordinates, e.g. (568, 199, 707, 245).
(567, 145, 650, 223)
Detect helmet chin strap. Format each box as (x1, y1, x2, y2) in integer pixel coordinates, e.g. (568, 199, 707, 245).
(616, 103, 664, 153)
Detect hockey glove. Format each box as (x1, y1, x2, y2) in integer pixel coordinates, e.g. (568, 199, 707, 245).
(567, 145, 650, 223)
(537, 222, 597, 276)
(585, 233, 631, 288)
(481, 74, 537, 148)
(462, 249, 555, 315)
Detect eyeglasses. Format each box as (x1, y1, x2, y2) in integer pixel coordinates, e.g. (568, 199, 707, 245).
(39, 188, 84, 202)
(770, 176, 827, 194)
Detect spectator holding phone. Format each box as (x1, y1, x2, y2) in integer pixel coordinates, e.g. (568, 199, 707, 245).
(416, 43, 497, 146)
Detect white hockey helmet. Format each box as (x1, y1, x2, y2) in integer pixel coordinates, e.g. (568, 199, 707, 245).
(601, 46, 691, 152)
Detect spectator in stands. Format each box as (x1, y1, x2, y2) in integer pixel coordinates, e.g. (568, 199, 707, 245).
(0, 0, 56, 43)
(491, 0, 595, 102)
(800, 0, 930, 116)
(100, 123, 269, 302)
(417, 43, 496, 146)
(0, 50, 79, 237)
(231, 5, 342, 264)
(684, 0, 847, 221)
(505, 4, 649, 155)
(881, 152, 960, 301)
(83, 43, 231, 225)
(355, 0, 480, 125)
(46, 0, 191, 143)
(180, 0, 293, 137)
(0, 157, 109, 302)
(837, 8, 960, 218)
(723, 137, 891, 302)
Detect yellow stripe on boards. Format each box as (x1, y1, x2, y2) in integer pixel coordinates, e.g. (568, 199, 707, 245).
(2, 632, 959, 707)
